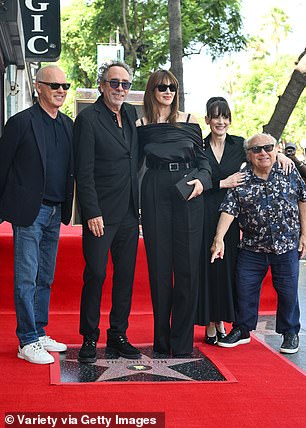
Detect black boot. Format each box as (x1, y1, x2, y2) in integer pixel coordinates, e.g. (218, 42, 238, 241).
(106, 329, 141, 359)
(78, 336, 97, 363)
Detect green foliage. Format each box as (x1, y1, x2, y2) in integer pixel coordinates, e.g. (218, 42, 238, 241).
(182, 0, 246, 58)
(59, 0, 246, 92)
(225, 54, 306, 145)
(218, 6, 305, 145)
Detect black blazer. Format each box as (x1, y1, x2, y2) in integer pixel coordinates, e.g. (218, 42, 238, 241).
(73, 96, 139, 225)
(0, 103, 74, 226)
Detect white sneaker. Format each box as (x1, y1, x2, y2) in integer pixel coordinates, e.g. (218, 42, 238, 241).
(39, 335, 67, 352)
(18, 341, 54, 364)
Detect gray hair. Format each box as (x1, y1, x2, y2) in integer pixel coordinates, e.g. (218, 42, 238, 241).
(244, 133, 277, 153)
(97, 60, 133, 91)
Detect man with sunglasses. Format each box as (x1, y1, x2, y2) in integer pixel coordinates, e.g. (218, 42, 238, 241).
(284, 141, 306, 182)
(210, 133, 306, 353)
(0, 65, 74, 364)
(74, 60, 140, 363)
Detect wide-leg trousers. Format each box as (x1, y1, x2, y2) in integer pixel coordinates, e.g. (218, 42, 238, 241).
(141, 168, 204, 355)
(79, 201, 139, 341)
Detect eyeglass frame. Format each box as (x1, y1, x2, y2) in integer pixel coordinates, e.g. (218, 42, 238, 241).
(247, 144, 275, 154)
(38, 81, 71, 90)
(105, 79, 132, 90)
(155, 84, 177, 92)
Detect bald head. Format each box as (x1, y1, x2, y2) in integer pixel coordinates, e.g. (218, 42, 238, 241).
(35, 65, 69, 118)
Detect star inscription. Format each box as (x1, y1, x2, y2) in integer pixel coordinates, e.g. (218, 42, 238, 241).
(66, 354, 202, 382)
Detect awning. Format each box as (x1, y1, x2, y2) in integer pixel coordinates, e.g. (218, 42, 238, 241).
(0, 1, 25, 69)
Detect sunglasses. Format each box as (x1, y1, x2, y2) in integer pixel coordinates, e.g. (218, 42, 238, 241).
(106, 79, 132, 90)
(247, 144, 275, 154)
(38, 81, 71, 90)
(156, 84, 177, 92)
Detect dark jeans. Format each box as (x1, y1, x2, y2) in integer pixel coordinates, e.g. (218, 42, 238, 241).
(234, 248, 300, 334)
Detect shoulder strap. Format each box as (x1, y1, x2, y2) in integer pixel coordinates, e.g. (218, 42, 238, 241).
(140, 117, 145, 126)
(186, 113, 191, 123)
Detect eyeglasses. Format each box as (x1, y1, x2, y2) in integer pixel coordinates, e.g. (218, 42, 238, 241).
(105, 80, 132, 90)
(247, 144, 275, 154)
(156, 84, 177, 92)
(38, 81, 71, 90)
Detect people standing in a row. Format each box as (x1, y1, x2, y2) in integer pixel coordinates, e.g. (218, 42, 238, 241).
(74, 60, 141, 364)
(0, 65, 74, 364)
(137, 70, 212, 357)
(196, 97, 294, 346)
(211, 133, 306, 354)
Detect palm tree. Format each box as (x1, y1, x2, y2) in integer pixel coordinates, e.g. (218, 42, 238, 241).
(168, 0, 184, 110)
(263, 49, 306, 140)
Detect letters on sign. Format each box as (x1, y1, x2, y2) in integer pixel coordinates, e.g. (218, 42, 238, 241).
(20, 0, 61, 61)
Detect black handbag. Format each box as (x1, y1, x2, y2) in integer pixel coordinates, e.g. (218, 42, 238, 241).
(175, 168, 199, 200)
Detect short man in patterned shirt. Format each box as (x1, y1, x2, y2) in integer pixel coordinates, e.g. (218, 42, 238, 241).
(211, 133, 306, 354)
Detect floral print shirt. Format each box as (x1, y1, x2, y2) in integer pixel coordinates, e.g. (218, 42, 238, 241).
(220, 163, 306, 254)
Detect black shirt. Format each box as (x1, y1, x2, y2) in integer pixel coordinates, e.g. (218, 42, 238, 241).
(39, 105, 70, 203)
(102, 99, 132, 149)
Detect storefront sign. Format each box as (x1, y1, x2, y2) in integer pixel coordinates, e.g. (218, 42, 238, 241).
(20, 0, 61, 62)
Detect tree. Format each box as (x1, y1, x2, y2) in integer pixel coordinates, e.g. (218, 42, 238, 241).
(263, 50, 306, 141)
(60, 0, 246, 91)
(218, 7, 305, 144)
(261, 7, 291, 58)
(168, 0, 184, 109)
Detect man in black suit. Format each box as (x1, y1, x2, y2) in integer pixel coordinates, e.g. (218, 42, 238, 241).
(0, 65, 74, 364)
(74, 60, 140, 363)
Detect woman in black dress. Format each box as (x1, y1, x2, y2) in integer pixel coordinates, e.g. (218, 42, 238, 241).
(196, 97, 293, 344)
(196, 97, 245, 344)
(137, 70, 212, 356)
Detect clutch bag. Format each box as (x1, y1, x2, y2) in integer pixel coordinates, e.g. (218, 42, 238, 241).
(175, 168, 199, 201)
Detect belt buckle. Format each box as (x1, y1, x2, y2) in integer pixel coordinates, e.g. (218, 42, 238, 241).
(169, 162, 179, 171)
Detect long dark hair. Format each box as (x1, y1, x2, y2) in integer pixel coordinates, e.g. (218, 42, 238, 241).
(143, 70, 179, 124)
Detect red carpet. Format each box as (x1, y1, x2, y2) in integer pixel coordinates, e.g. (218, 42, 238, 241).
(0, 222, 277, 314)
(1, 223, 305, 427)
(1, 313, 306, 427)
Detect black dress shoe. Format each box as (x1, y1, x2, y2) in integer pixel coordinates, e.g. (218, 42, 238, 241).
(216, 329, 227, 341)
(78, 337, 97, 363)
(106, 331, 141, 359)
(204, 334, 217, 345)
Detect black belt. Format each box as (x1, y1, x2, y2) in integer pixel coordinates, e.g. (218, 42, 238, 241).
(42, 199, 61, 207)
(147, 160, 196, 171)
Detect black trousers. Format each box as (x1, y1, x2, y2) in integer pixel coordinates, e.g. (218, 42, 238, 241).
(141, 169, 204, 355)
(79, 202, 139, 340)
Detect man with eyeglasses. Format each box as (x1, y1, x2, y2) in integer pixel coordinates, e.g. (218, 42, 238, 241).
(74, 60, 141, 363)
(0, 65, 74, 364)
(210, 133, 306, 353)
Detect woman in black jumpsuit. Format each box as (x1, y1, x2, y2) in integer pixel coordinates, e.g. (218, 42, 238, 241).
(137, 70, 212, 356)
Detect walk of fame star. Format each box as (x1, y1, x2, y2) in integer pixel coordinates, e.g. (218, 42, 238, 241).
(58, 347, 226, 383)
(65, 354, 203, 381)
